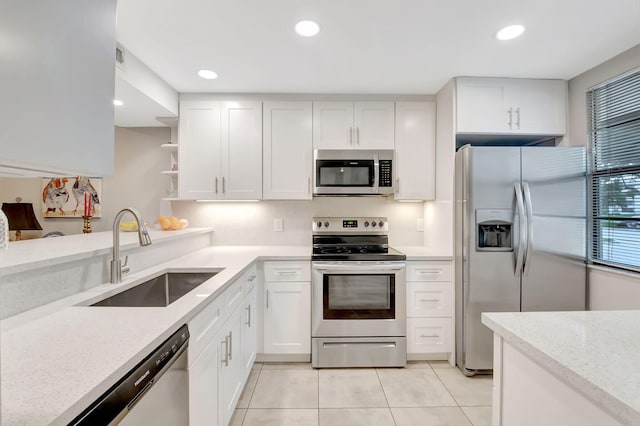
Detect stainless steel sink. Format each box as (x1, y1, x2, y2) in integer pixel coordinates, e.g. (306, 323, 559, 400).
(91, 272, 219, 307)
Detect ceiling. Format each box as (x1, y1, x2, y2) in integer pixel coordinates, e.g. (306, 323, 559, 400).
(116, 0, 640, 95)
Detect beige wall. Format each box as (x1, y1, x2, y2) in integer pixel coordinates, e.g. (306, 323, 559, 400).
(565, 44, 640, 147)
(566, 44, 640, 309)
(0, 127, 170, 239)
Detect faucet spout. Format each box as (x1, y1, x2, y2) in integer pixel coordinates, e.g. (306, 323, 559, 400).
(111, 207, 152, 284)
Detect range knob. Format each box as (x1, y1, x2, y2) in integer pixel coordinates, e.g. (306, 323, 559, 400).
(316, 221, 322, 228)
(378, 221, 384, 227)
(324, 221, 330, 228)
(371, 221, 377, 227)
(364, 221, 370, 227)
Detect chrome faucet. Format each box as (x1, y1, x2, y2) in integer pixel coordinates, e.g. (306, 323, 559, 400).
(110, 207, 152, 283)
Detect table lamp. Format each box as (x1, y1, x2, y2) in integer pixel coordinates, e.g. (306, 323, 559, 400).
(1, 198, 43, 241)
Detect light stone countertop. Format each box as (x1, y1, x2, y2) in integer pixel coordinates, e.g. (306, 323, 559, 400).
(482, 310, 640, 425)
(0, 242, 446, 425)
(394, 246, 453, 260)
(1, 245, 310, 426)
(0, 227, 214, 276)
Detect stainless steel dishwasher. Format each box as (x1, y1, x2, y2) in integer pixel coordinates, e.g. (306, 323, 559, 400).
(70, 325, 190, 425)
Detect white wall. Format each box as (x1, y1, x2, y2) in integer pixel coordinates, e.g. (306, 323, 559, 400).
(0, 127, 170, 238)
(566, 44, 640, 309)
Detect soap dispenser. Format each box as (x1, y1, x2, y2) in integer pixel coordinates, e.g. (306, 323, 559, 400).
(0, 207, 8, 251)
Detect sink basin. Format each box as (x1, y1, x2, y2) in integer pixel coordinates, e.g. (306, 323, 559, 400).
(91, 272, 219, 307)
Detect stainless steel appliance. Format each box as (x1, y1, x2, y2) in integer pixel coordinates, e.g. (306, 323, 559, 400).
(455, 145, 586, 376)
(311, 216, 407, 368)
(71, 325, 189, 425)
(313, 149, 394, 196)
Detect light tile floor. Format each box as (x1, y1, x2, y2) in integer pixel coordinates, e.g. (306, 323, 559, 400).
(231, 361, 492, 426)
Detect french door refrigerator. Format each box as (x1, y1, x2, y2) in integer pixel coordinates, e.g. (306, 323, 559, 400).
(454, 145, 586, 376)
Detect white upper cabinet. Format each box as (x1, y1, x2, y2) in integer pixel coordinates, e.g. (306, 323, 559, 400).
(313, 102, 395, 149)
(394, 102, 436, 200)
(178, 101, 221, 200)
(456, 77, 567, 135)
(178, 100, 262, 200)
(263, 102, 313, 200)
(1, 1, 117, 177)
(221, 101, 263, 200)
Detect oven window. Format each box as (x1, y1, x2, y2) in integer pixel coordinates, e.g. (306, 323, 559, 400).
(323, 274, 395, 319)
(316, 160, 374, 187)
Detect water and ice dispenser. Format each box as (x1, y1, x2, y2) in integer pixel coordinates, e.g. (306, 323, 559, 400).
(476, 209, 513, 251)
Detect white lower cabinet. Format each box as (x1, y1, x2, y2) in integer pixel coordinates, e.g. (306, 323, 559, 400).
(241, 286, 257, 381)
(218, 307, 244, 426)
(188, 264, 258, 426)
(406, 260, 454, 361)
(407, 317, 452, 354)
(262, 261, 311, 356)
(188, 333, 220, 426)
(263, 281, 311, 354)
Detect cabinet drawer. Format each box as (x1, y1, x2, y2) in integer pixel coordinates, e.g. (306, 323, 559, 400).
(224, 278, 244, 317)
(243, 264, 258, 295)
(407, 282, 453, 317)
(407, 261, 452, 282)
(188, 295, 225, 365)
(264, 261, 311, 281)
(407, 318, 452, 354)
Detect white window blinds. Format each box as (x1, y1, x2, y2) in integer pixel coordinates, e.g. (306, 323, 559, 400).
(588, 69, 640, 271)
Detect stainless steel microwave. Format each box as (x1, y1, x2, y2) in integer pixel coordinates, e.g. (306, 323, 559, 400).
(313, 149, 394, 196)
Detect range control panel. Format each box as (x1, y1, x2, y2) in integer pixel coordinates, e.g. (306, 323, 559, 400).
(313, 217, 389, 233)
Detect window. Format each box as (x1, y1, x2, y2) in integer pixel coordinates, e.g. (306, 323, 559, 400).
(588, 69, 640, 271)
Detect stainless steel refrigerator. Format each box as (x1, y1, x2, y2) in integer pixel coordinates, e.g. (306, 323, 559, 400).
(454, 145, 586, 376)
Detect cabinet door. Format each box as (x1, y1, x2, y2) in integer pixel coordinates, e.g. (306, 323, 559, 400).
(353, 102, 395, 149)
(178, 101, 222, 199)
(241, 287, 258, 381)
(510, 79, 567, 135)
(395, 102, 436, 200)
(312, 102, 354, 149)
(221, 101, 263, 200)
(219, 307, 244, 426)
(189, 335, 220, 426)
(263, 102, 313, 200)
(264, 281, 311, 354)
(456, 77, 511, 133)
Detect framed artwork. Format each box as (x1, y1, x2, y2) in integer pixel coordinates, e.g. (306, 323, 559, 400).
(41, 176, 102, 218)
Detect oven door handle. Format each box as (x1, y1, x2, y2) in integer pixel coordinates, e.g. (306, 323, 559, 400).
(312, 263, 405, 273)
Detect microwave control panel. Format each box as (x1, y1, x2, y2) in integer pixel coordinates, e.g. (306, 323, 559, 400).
(379, 160, 393, 187)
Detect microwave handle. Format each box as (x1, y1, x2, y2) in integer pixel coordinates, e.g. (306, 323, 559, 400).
(373, 159, 380, 192)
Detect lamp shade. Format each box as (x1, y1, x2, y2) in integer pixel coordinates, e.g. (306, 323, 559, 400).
(1, 202, 43, 231)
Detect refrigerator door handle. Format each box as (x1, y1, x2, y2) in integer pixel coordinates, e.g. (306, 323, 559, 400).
(522, 181, 534, 276)
(514, 183, 526, 276)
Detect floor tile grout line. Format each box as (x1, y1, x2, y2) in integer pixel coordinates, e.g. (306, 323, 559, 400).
(374, 368, 398, 426)
(432, 366, 465, 408)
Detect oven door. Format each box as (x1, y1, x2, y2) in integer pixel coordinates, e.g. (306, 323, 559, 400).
(311, 262, 406, 337)
(314, 159, 378, 195)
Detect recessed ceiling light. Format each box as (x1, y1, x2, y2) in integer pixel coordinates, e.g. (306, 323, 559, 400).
(113, 99, 123, 106)
(496, 24, 525, 41)
(295, 20, 320, 37)
(198, 69, 218, 80)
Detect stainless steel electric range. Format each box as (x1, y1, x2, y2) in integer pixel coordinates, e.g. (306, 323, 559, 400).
(311, 217, 407, 368)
